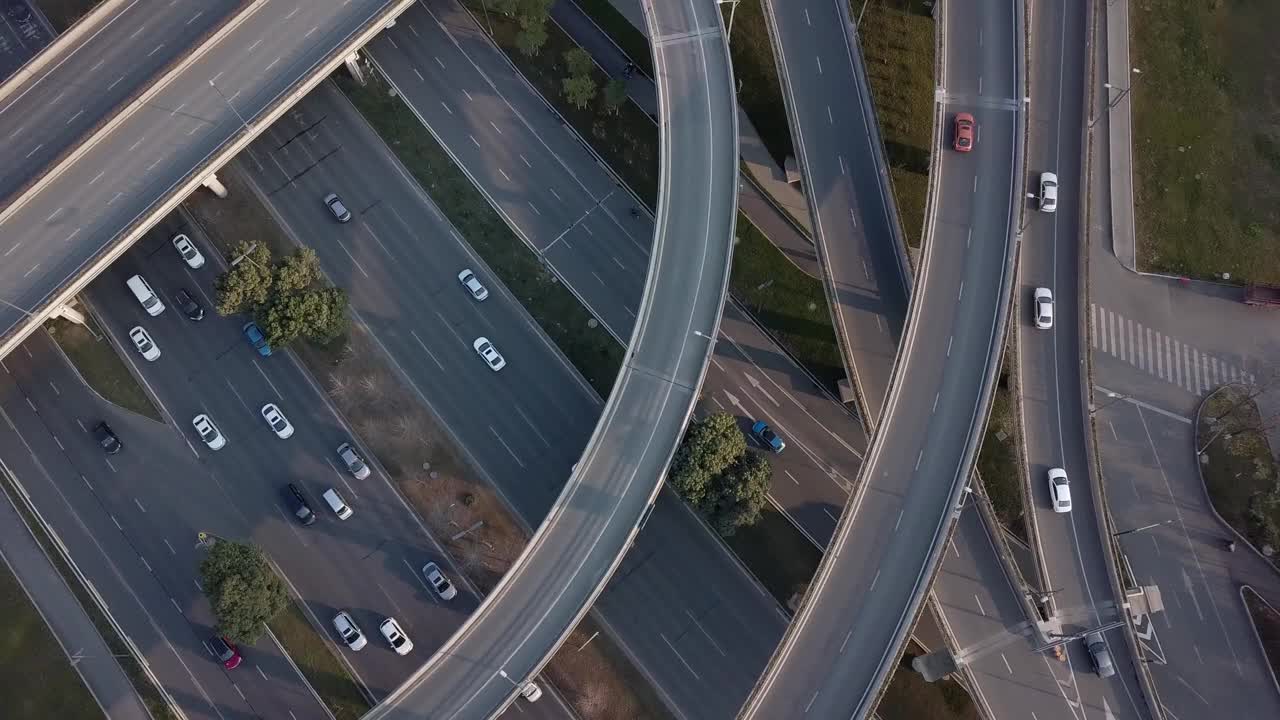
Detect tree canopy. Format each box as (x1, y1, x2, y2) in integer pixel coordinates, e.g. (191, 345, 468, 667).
(214, 245, 349, 348)
(199, 540, 288, 644)
(668, 413, 771, 536)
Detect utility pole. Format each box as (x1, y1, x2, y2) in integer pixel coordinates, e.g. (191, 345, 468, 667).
(1089, 67, 1141, 129)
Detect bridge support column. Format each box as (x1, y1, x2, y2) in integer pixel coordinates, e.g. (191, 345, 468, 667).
(344, 52, 365, 85)
(51, 301, 86, 327)
(201, 172, 228, 198)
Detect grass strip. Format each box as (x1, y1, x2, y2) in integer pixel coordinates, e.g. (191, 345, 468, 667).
(723, 504, 820, 609)
(0, 471, 177, 720)
(268, 603, 370, 720)
(1199, 385, 1280, 551)
(336, 71, 623, 396)
(0, 545, 103, 720)
(722, 0, 794, 169)
(1130, 0, 1280, 282)
(1243, 588, 1280, 686)
(978, 354, 1028, 541)
(464, 1, 659, 206)
(46, 316, 162, 422)
(855, 0, 935, 247)
(567, 0, 653, 77)
(730, 213, 845, 393)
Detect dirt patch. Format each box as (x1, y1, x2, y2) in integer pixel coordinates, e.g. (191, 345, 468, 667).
(1243, 587, 1280, 688)
(1198, 384, 1280, 558)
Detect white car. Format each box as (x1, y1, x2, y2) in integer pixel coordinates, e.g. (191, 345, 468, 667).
(332, 611, 367, 651)
(1048, 467, 1072, 513)
(1038, 172, 1059, 213)
(378, 617, 414, 656)
(261, 403, 294, 439)
(457, 269, 489, 301)
(171, 233, 205, 269)
(422, 562, 457, 600)
(192, 414, 226, 450)
(473, 337, 506, 371)
(1033, 287, 1054, 330)
(128, 326, 160, 361)
(520, 682, 543, 702)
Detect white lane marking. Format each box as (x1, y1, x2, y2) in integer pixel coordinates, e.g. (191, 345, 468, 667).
(661, 634, 699, 679)
(490, 426, 524, 467)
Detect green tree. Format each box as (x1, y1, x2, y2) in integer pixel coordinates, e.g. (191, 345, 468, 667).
(564, 47, 594, 79)
(562, 75, 597, 110)
(274, 247, 322, 294)
(199, 541, 288, 644)
(515, 23, 548, 56)
(495, 0, 553, 29)
(215, 241, 273, 315)
(668, 413, 745, 510)
(259, 286, 348, 347)
(708, 452, 772, 536)
(603, 78, 628, 114)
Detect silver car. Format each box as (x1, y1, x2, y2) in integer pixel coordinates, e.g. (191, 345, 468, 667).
(457, 269, 489, 301)
(473, 337, 506, 371)
(1033, 287, 1054, 330)
(1084, 632, 1115, 678)
(1038, 172, 1059, 213)
(128, 326, 161, 362)
(323, 193, 352, 223)
(1047, 467, 1071, 513)
(337, 442, 371, 480)
(422, 562, 457, 600)
(332, 611, 367, 651)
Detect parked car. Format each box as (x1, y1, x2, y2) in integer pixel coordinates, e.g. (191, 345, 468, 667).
(209, 636, 242, 670)
(332, 611, 367, 651)
(324, 193, 352, 223)
(1047, 467, 1072, 513)
(1038, 172, 1059, 213)
(1084, 632, 1115, 678)
(751, 419, 785, 453)
(378, 617, 413, 655)
(288, 483, 315, 526)
(952, 112, 975, 152)
(337, 442, 371, 480)
(473, 337, 506, 371)
(93, 421, 122, 455)
(174, 288, 205, 321)
(457, 269, 489, 301)
(128, 326, 160, 361)
(171, 233, 206, 269)
(242, 321, 272, 357)
(192, 414, 226, 450)
(261, 403, 294, 439)
(422, 562, 457, 600)
(520, 682, 543, 702)
(1033, 287, 1054, 330)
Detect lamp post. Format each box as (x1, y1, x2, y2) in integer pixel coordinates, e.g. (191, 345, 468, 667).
(1089, 390, 1129, 415)
(1113, 519, 1172, 538)
(209, 79, 251, 134)
(1089, 68, 1141, 128)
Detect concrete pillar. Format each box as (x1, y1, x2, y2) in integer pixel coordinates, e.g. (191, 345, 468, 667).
(385, 17, 395, 29)
(202, 172, 228, 198)
(344, 51, 365, 85)
(52, 302, 86, 326)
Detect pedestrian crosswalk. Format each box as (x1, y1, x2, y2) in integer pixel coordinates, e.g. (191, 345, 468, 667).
(1089, 303, 1254, 396)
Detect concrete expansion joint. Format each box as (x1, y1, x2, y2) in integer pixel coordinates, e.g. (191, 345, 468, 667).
(651, 26, 722, 48)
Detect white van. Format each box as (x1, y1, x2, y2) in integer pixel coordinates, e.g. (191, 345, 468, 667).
(322, 488, 353, 519)
(126, 275, 165, 316)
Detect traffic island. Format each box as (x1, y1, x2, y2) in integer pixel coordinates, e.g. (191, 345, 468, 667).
(45, 314, 162, 422)
(1241, 586, 1280, 693)
(1196, 383, 1280, 561)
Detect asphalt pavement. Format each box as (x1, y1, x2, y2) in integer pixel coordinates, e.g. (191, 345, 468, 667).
(0, 0, 415, 356)
(0, 1, 52, 81)
(0, 330, 326, 720)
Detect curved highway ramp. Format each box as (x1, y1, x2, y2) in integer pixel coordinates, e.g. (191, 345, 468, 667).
(361, 0, 738, 717)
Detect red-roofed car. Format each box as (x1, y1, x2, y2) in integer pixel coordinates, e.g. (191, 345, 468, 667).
(953, 112, 975, 153)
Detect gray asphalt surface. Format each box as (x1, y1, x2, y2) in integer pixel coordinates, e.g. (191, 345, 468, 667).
(1086, 2, 1280, 713)
(762, 0, 909, 426)
(0, 331, 325, 720)
(0, 0, 413, 355)
(739, 0, 1023, 715)
(0, 461, 151, 720)
(228, 31, 743, 717)
(0, 0, 243, 206)
(1016, 0, 1151, 716)
(0, 1, 53, 82)
(367, 0, 737, 712)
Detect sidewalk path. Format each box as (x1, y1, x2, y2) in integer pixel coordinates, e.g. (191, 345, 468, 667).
(0, 479, 152, 720)
(555, 0, 817, 273)
(1104, 0, 1137, 270)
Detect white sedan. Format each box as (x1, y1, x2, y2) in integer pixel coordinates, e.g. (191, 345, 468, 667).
(128, 326, 160, 361)
(473, 337, 506, 371)
(1033, 287, 1054, 330)
(457, 269, 489, 301)
(192, 414, 226, 450)
(261, 403, 294, 439)
(379, 617, 414, 656)
(1047, 467, 1072, 513)
(171, 233, 206, 269)
(422, 562, 458, 600)
(332, 611, 367, 651)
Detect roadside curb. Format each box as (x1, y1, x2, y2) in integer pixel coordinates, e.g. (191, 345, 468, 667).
(1239, 586, 1280, 698)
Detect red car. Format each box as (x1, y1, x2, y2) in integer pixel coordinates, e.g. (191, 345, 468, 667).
(953, 112, 975, 152)
(210, 636, 242, 670)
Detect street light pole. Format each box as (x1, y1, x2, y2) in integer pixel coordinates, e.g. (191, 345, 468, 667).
(1089, 67, 1141, 129)
(1089, 390, 1129, 415)
(209, 79, 251, 134)
(1113, 519, 1172, 538)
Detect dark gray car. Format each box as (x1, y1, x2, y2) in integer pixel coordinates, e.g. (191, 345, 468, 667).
(1084, 632, 1115, 678)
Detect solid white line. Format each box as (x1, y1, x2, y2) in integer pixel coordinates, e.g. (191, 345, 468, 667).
(975, 595, 986, 616)
(685, 610, 726, 655)
(134, 498, 145, 513)
(1090, 304, 1097, 348)
(164, 539, 176, 555)
(661, 634, 699, 679)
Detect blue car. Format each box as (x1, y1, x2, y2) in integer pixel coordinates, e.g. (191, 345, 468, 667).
(751, 420, 785, 453)
(242, 321, 272, 357)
